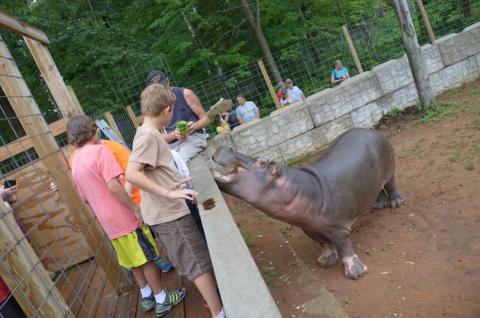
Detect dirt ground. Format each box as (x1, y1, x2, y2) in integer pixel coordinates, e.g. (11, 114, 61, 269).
(223, 80, 480, 318)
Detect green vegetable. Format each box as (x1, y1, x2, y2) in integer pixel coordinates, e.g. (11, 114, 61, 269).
(176, 120, 188, 136)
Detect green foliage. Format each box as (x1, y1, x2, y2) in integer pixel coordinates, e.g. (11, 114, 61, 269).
(387, 107, 403, 117)
(421, 101, 468, 122)
(0, 0, 477, 120)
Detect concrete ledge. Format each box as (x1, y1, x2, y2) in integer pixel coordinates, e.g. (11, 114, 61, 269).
(190, 156, 282, 318)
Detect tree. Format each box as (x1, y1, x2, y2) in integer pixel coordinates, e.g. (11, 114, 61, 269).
(239, 0, 281, 83)
(390, 0, 436, 109)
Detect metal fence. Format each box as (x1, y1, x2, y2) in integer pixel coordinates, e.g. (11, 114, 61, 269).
(0, 30, 132, 318)
(105, 0, 480, 142)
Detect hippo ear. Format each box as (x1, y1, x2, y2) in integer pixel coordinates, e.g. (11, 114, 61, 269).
(270, 161, 282, 177)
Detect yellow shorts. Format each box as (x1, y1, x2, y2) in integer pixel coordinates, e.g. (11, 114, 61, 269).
(111, 225, 159, 269)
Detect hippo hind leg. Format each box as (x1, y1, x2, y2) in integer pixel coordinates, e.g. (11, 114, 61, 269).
(303, 230, 338, 268)
(373, 176, 405, 209)
(384, 175, 405, 208)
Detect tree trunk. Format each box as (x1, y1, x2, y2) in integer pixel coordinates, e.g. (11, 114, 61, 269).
(239, 0, 282, 83)
(391, 0, 436, 109)
(463, 0, 472, 17)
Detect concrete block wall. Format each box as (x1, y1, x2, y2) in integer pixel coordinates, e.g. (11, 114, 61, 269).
(208, 23, 480, 162)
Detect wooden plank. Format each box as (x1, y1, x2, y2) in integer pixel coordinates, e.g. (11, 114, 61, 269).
(126, 105, 139, 128)
(0, 35, 130, 295)
(0, 11, 49, 45)
(9, 159, 91, 272)
(0, 118, 67, 162)
(67, 85, 85, 115)
(183, 278, 210, 318)
(69, 260, 97, 316)
(94, 279, 119, 318)
(0, 201, 73, 317)
(257, 59, 281, 109)
(24, 37, 81, 119)
(157, 243, 185, 318)
(57, 262, 85, 309)
(342, 25, 364, 73)
(77, 261, 109, 318)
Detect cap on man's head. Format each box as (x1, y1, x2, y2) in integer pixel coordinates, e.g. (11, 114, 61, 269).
(285, 78, 293, 83)
(145, 70, 169, 86)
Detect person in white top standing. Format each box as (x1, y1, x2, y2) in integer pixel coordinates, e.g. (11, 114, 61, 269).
(285, 78, 305, 103)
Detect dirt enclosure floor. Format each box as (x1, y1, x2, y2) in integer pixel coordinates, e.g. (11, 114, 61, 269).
(223, 80, 480, 318)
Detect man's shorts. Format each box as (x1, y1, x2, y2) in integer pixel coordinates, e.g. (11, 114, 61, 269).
(111, 224, 159, 269)
(151, 215, 213, 281)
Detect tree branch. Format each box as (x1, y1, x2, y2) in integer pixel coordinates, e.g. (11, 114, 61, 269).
(255, 0, 261, 28)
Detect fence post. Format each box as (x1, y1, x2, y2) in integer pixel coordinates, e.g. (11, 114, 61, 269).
(416, 0, 436, 43)
(0, 35, 130, 295)
(23, 37, 83, 119)
(126, 105, 139, 128)
(104, 111, 126, 143)
(257, 59, 281, 109)
(67, 85, 85, 115)
(0, 202, 74, 317)
(341, 25, 364, 74)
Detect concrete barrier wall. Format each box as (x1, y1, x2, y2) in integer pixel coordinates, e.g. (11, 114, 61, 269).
(208, 23, 480, 162)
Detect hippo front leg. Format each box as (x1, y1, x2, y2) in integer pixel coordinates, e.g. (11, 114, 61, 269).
(329, 230, 368, 280)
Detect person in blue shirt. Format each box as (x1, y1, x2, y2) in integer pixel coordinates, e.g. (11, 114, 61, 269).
(331, 60, 350, 86)
(235, 95, 260, 124)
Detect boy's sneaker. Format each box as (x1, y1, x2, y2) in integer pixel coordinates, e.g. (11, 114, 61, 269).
(140, 293, 155, 311)
(155, 288, 187, 317)
(154, 256, 175, 273)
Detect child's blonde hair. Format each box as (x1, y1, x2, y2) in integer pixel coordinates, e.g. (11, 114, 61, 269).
(140, 84, 177, 117)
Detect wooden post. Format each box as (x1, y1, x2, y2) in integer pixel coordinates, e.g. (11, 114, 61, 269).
(0, 36, 130, 295)
(104, 111, 126, 143)
(67, 85, 85, 115)
(416, 0, 436, 43)
(126, 105, 139, 128)
(0, 202, 73, 317)
(391, 0, 436, 108)
(257, 59, 281, 109)
(0, 11, 49, 45)
(23, 37, 82, 119)
(342, 25, 364, 73)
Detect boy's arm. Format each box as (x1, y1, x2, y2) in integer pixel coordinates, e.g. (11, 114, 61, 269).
(126, 162, 197, 200)
(107, 177, 142, 223)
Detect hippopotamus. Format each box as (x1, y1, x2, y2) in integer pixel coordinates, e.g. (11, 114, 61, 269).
(211, 128, 404, 279)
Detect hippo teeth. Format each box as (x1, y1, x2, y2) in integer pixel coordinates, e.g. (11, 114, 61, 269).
(212, 170, 237, 183)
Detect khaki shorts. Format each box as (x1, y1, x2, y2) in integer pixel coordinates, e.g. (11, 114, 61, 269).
(151, 215, 213, 281)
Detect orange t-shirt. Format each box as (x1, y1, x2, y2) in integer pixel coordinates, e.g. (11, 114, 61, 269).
(69, 140, 141, 206)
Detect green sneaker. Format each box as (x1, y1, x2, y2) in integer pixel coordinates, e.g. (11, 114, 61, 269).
(140, 293, 155, 311)
(155, 288, 187, 317)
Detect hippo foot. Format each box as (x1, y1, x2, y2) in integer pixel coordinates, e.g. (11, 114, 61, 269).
(342, 255, 368, 280)
(373, 191, 388, 209)
(388, 193, 405, 208)
(317, 246, 338, 268)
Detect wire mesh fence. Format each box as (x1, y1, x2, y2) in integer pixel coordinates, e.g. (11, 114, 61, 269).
(0, 33, 133, 318)
(105, 0, 480, 142)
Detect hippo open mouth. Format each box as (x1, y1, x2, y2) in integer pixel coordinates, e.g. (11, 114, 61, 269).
(210, 159, 247, 183)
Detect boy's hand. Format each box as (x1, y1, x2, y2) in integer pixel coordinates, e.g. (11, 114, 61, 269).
(179, 176, 193, 184)
(166, 189, 198, 201)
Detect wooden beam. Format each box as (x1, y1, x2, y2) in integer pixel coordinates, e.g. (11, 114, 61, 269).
(0, 202, 73, 317)
(416, 0, 436, 43)
(0, 118, 67, 162)
(125, 105, 139, 128)
(23, 37, 80, 119)
(67, 85, 85, 115)
(104, 111, 125, 142)
(257, 59, 281, 109)
(0, 11, 49, 45)
(0, 35, 130, 295)
(342, 25, 364, 74)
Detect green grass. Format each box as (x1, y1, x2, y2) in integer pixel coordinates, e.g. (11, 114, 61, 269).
(261, 266, 278, 285)
(386, 107, 403, 117)
(286, 158, 302, 166)
(421, 101, 468, 123)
